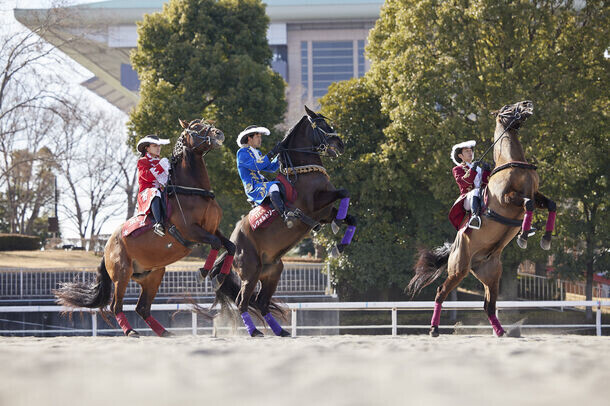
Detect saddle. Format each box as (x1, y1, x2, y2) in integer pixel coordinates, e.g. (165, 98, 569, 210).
(122, 194, 172, 238)
(249, 174, 297, 230)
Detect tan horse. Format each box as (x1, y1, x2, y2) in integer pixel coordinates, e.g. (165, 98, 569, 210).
(55, 119, 235, 337)
(408, 100, 556, 337)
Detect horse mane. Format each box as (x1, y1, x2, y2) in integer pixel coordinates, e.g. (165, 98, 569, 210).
(281, 115, 307, 145)
(171, 133, 186, 166)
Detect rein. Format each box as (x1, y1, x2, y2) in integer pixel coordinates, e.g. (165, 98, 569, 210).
(477, 115, 518, 162)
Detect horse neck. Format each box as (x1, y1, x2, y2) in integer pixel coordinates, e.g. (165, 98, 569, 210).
(493, 122, 526, 165)
(283, 119, 323, 168)
(173, 149, 211, 189)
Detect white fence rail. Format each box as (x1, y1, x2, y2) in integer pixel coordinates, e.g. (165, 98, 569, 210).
(0, 262, 332, 300)
(518, 272, 608, 301)
(1, 300, 608, 336)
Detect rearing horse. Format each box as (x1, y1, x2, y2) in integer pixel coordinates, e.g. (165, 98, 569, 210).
(205, 106, 357, 337)
(408, 101, 556, 337)
(55, 119, 235, 337)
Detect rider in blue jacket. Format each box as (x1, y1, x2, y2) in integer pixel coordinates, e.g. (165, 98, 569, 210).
(236, 125, 296, 227)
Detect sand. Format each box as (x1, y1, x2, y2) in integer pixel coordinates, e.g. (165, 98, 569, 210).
(0, 334, 608, 406)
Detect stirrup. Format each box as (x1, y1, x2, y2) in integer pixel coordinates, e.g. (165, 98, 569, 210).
(153, 223, 165, 237)
(283, 211, 297, 228)
(468, 215, 481, 230)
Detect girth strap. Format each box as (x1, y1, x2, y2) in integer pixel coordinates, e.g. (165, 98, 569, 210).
(490, 161, 537, 178)
(483, 208, 523, 227)
(167, 185, 215, 199)
(293, 208, 322, 232)
(167, 225, 198, 249)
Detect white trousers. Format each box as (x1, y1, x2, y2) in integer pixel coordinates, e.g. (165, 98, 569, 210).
(463, 188, 481, 212)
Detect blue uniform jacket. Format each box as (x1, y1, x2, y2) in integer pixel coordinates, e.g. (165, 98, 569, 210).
(236, 146, 280, 205)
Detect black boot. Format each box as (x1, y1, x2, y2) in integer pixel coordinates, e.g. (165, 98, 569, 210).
(150, 196, 165, 236)
(468, 194, 482, 229)
(269, 191, 296, 228)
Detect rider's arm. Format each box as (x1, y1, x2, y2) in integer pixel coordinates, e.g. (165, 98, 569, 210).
(137, 159, 157, 184)
(453, 165, 477, 191)
(237, 148, 272, 171)
(266, 157, 280, 172)
(481, 169, 491, 187)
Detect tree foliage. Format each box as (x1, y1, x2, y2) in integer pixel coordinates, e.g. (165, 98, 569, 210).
(128, 0, 286, 231)
(321, 0, 608, 298)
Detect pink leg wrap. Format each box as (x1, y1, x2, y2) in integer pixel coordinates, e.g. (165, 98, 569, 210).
(431, 302, 442, 327)
(145, 316, 167, 336)
(488, 314, 505, 337)
(522, 210, 533, 232)
(203, 249, 219, 271)
(115, 312, 132, 335)
(220, 255, 234, 275)
(545, 211, 556, 232)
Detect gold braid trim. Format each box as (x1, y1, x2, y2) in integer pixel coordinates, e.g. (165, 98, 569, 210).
(280, 164, 329, 179)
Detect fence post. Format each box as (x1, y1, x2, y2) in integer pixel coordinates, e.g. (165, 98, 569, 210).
(560, 281, 564, 311)
(391, 308, 397, 336)
(291, 309, 297, 337)
(596, 301, 601, 337)
(326, 263, 331, 295)
(91, 311, 97, 337)
(20, 270, 23, 298)
(191, 312, 197, 336)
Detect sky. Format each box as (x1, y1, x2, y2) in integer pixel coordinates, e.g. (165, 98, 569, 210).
(3, 0, 132, 241)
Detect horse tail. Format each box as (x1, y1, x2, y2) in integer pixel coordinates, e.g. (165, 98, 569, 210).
(54, 258, 112, 309)
(406, 242, 452, 298)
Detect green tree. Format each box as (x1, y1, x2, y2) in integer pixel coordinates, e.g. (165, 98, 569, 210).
(364, 0, 609, 301)
(128, 0, 286, 231)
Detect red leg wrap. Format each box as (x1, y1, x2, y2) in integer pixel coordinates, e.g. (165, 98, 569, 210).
(522, 210, 533, 232)
(115, 312, 132, 335)
(203, 249, 219, 271)
(431, 302, 442, 327)
(220, 255, 234, 275)
(545, 211, 556, 232)
(145, 316, 167, 337)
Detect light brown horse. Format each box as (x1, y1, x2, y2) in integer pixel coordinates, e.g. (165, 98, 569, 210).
(408, 100, 556, 337)
(206, 107, 355, 337)
(55, 119, 235, 337)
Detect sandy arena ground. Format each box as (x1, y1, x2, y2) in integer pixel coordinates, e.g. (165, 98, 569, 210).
(0, 334, 608, 406)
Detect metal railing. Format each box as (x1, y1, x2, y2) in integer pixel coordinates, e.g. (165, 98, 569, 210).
(518, 272, 606, 301)
(0, 262, 333, 300)
(1, 300, 608, 336)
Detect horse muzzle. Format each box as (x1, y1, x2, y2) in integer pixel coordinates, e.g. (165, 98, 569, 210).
(212, 131, 225, 147)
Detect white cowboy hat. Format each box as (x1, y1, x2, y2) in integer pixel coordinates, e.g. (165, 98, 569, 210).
(451, 140, 476, 165)
(137, 135, 170, 155)
(236, 125, 270, 147)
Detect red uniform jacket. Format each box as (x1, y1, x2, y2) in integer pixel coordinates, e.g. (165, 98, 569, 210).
(448, 164, 491, 230)
(136, 154, 169, 215)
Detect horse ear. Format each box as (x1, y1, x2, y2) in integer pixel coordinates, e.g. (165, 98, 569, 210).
(179, 119, 189, 129)
(304, 105, 316, 118)
(491, 110, 499, 117)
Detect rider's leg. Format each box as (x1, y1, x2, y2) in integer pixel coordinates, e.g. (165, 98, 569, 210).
(150, 196, 165, 236)
(269, 184, 296, 228)
(467, 189, 482, 229)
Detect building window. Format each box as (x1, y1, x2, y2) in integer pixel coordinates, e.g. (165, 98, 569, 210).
(357, 40, 365, 78)
(270, 45, 288, 81)
(311, 41, 353, 99)
(120, 63, 140, 91)
(301, 41, 309, 99)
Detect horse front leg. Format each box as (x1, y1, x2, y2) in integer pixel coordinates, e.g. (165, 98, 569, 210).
(207, 230, 236, 285)
(535, 192, 556, 250)
(504, 192, 533, 249)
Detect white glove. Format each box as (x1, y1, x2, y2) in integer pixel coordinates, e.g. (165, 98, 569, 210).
(159, 157, 170, 172)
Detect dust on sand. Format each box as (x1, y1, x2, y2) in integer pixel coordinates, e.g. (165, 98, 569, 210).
(0, 334, 607, 406)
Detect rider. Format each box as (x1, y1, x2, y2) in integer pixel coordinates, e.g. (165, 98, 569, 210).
(236, 125, 297, 228)
(450, 140, 492, 230)
(136, 135, 171, 236)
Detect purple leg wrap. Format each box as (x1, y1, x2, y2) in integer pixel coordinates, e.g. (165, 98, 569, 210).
(341, 225, 356, 245)
(488, 314, 505, 337)
(264, 313, 283, 336)
(545, 211, 556, 232)
(522, 210, 533, 233)
(336, 197, 350, 220)
(431, 302, 442, 327)
(241, 312, 257, 336)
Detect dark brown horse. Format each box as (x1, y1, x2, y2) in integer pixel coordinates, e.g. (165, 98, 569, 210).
(408, 100, 556, 337)
(206, 106, 356, 337)
(55, 119, 235, 337)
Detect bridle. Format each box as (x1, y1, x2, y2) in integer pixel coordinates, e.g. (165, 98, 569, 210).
(184, 124, 214, 151)
(477, 107, 525, 162)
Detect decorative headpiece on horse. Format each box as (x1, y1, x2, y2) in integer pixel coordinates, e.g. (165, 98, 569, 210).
(451, 140, 476, 165)
(237, 125, 270, 147)
(137, 135, 170, 156)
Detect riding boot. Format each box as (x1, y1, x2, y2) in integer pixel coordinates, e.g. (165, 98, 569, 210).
(150, 196, 165, 236)
(468, 195, 482, 230)
(269, 191, 296, 228)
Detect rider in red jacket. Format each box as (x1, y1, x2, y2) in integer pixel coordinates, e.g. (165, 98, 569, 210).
(136, 135, 170, 236)
(449, 140, 492, 230)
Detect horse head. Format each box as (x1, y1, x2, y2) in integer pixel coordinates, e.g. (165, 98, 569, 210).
(303, 105, 344, 157)
(178, 118, 225, 154)
(492, 100, 534, 130)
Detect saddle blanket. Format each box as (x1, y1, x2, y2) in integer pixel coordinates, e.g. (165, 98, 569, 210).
(122, 200, 172, 238)
(248, 174, 297, 230)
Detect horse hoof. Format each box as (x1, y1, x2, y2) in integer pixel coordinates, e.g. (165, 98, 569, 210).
(540, 236, 552, 251)
(199, 267, 209, 280)
(429, 326, 439, 337)
(161, 330, 174, 338)
(126, 329, 140, 338)
(279, 329, 291, 337)
(516, 236, 528, 249)
(330, 245, 340, 258)
(250, 329, 264, 337)
(331, 220, 340, 234)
